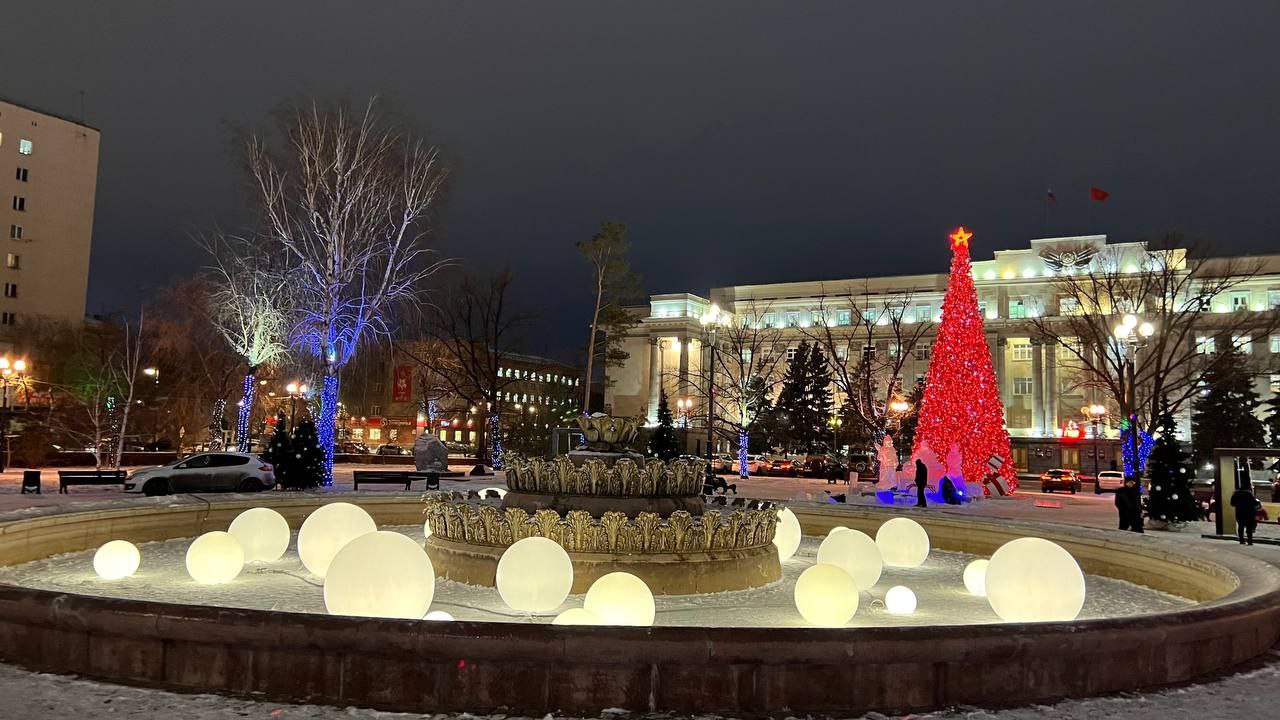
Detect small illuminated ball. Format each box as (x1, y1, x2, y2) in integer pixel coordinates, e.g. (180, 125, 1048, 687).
(93, 540, 140, 580)
(324, 531, 435, 619)
(963, 559, 990, 597)
(424, 610, 454, 621)
(298, 502, 377, 578)
(875, 517, 930, 568)
(885, 585, 917, 615)
(552, 608, 600, 626)
(496, 537, 573, 613)
(817, 528, 883, 591)
(793, 563, 859, 627)
(985, 538, 1086, 622)
(583, 572, 655, 626)
(773, 507, 802, 562)
(185, 531, 244, 584)
(227, 507, 290, 562)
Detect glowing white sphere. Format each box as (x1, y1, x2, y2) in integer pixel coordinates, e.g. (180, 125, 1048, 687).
(185, 531, 245, 584)
(424, 519, 432, 538)
(552, 608, 601, 626)
(424, 610, 454, 621)
(227, 507, 290, 562)
(885, 585, 917, 615)
(297, 502, 376, 578)
(583, 572, 655, 626)
(816, 528, 883, 591)
(875, 517, 930, 568)
(773, 507, 802, 562)
(963, 559, 990, 597)
(793, 563, 859, 627)
(496, 537, 574, 613)
(324, 531, 435, 619)
(93, 540, 140, 580)
(828, 526, 850, 536)
(985, 538, 1086, 622)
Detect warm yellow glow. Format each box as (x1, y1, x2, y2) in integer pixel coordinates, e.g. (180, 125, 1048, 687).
(875, 517, 930, 568)
(552, 608, 601, 626)
(772, 507, 802, 562)
(985, 538, 1085, 622)
(93, 540, 140, 580)
(885, 585, 917, 615)
(793, 564, 858, 627)
(297, 502, 376, 578)
(583, 572, 655, 626)
(227, 507, 290, 562)
(963, 559, 989, 596)
(816, 527, 883, 591)
(323, 531, 435, 619)
(496, 537, 574, 613)
(185, 531, 245, 584)
(424, 610, 454, 621)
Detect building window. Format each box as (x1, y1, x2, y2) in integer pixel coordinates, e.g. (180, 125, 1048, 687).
(1231, 292, 1251, 311)
(977, 301, 987, 317)
(1271, 374, 1280, 393)
(370, 405, 382, 416)
(1233, 335, 1252, 354)
(1011, 342, 1032, 361)
(1008, 298, 1027, 319)
(1196, 336, 1215, 355)
(761, 313, 776, 328)
(1013, 377, 1034, 396)
(11, 197, 25, 212)
(784, 311, 801, 328)
(1269, 290, 1280, 310)
(18, 139, 32, 155)
(15, 168, 28, 182)
(8, 226, 20, 240)
(5, 254, 18, 269)
(1059, 297, 1079, 315)
(913, 305, 932, 324)
(1271, 335, 1280, 354)
(836, 309, 851, 326)
(0, 312, 14, 325)
(914, 343, 931, 361)
(887, 341, 901, 358)
(3, 284, 15, 299)
(368, 428, 382, 441)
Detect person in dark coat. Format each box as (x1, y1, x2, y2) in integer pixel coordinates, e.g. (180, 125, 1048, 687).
(914, 458, 928, 508)
(1230, 485, 1259, 546)
(1114, 478, 1144, 533)
(940, 476, 961, 505)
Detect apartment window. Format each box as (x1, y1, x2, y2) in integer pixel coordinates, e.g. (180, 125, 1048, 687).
(1271, 335, 1280, 354)
(1233, 335, 1252, 354)
(785, 347, 797, 361)
(836, 309, 851, 326)
(887, 342, 901, 358)
(8, 226, 20, 240)
(913, 305, 932, 324)
(11, 197, 25, 212)
(1008, 298, 1027, 319)
(0, 312, 14, 325)
(1231, 292, 1251, 311)
(1270, 290, 1280, 310)
(15, 168, 28, 182)
(914, 343, 931, 361)
(762, 313, 777, 328)
(784, 311, 801, 328)
(5, 254, 18, 269)
(3, 283, 15, 299)
(18, 139, 32, 155)
(1011, 342, 1032, 361)
(1059, 297, 1079, 315)
(835, 345, 849, 361)
(1196, 336, 1215, 355)
(1013, 377, 1034, 396)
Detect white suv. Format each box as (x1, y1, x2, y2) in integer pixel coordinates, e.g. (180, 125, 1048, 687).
(125, 452, 276, 496)
(1096, 470, 1126, 493)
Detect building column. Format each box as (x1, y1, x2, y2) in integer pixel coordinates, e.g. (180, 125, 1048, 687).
(1030, 338, 1044, 436)
(678, 335, 690, 398)
(646, 338, 661, 424)
(1044, 337, 1058, 433)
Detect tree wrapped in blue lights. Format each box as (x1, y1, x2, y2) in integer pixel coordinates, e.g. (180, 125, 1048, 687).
(1119, 417, 1154, 478)
(245, 98, 447, 484)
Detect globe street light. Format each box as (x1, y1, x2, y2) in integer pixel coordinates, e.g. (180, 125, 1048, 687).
(1085, 403, 1107, 492)
(1112, 318, 1156, 483)
(699, 304, 725, 483)
(0, 356, 31, 472)
(285, 381, 309, 426)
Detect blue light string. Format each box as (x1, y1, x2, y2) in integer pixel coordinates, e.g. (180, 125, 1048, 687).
(318, 375, 338, 486)
(236, 373, 255, 453)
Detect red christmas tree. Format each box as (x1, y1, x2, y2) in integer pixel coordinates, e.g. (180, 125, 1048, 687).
(914, 227, 1017, 490)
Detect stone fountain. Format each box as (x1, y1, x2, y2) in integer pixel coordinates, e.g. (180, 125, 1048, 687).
(422, 414, 782, 594)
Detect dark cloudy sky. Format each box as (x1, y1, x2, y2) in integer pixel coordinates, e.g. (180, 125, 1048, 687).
(6, 1, 1279, 355)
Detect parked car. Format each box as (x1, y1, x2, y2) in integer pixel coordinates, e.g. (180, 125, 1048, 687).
(1040, 468, 1082, 494)
(338, 441, 370, 455)
(376, 443, 411, 457)
(124, 452, 275, 496)
(710, 453, 734, 473)
(1096, 470, 1125, 493)
(800, 454, 843, 478)
(731, 454, 768, 474)
(444, 441, 475, 456)
(762, 457, 798, 477)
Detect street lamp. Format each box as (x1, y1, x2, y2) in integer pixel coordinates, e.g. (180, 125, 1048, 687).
(0, 356, 31, 472)
(828, 415, 842, 454)
(1085, 403, 1107, 492)
(675, 398, 692, 428)
(143, 367, 159, 382)
(1112, 316, 1155, 483)
(699, 303, 725, 481)
(285, 381, 309, 426)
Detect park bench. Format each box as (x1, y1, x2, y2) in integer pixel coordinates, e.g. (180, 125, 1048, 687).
(352, 469, 464, 491)
(58, 469, 127, 494)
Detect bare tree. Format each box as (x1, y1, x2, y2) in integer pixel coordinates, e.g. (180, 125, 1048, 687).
(801, 284, 933, 445)
(27, 319, 120, 467)
(577, 221, 641, 413)
(246, 97, 447, 482)
(1027, 239, 1280, 443)
(110, 312, 146, 468)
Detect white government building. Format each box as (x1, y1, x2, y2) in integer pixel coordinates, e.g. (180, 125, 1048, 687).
(605, 234, 1280, 475)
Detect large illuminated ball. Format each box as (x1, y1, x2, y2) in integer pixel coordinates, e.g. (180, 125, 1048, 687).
(424, 610, 454, 621)
(828, 526, 850, 536)
(496, 537, 574, 613)
(583, 572, 656, 626)
(227, 507, 290, 562)
(552, 608, 600, 626)
(93, 540, 140, 580)
(773, 507, 802, 562)
(324, 531, 435, 619)
(963, 559, 990, 597)
(985, 538, 1086, 622)
(817, 528, 883, 591)
(185, 531, 245, 584)
(297, 502, 376, 578)
(424, 518, 432, 538)
(793, 564, 858, 627)
(875, 517, 930, 568)
(885, 585, 917, 615)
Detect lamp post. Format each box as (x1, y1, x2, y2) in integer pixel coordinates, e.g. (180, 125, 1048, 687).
(0, 357, 30, 472)
(1112, 315, 1155, 484)
(285, 381, 308, 427)
(828, 415, 842, 454)
(676, 398, 691, 429)
(699, 304, 725, 482)
(1085, 403, 1107, 493)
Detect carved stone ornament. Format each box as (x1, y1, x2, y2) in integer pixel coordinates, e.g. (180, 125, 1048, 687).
(504, 454, 702, 498)
(573, 413, 642, 452)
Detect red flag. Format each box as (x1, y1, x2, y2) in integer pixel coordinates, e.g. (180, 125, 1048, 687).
(1090, 186, 1110, 202)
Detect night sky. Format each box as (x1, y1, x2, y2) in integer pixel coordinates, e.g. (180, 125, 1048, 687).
(6, 1, 1279, 356)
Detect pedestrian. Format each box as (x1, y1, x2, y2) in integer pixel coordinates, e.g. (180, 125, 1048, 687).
(1229, 484, 1259, 546)
(940, 476, 962, 505)
(1114, 478, 1144, 533)
(1271, 477, 1280, 504)
(914, 458, 928, 508)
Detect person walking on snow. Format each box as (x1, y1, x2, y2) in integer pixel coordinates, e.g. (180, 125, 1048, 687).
(1230, 485, 1260, 546)
(1114, 478, 1144, 533)
(914, 458, 928, 508)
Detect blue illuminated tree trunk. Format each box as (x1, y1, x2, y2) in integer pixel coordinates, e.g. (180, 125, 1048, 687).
(235, 368, 257, 453)
(319, 374, 339, 485)
(738, 428, 750, 480)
